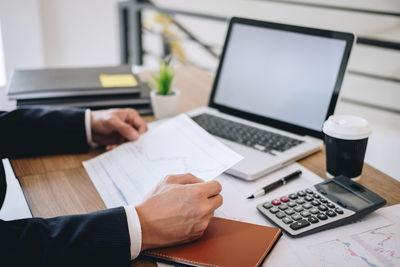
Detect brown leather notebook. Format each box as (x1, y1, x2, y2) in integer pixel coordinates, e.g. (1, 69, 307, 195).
(142, 217, 282, 267)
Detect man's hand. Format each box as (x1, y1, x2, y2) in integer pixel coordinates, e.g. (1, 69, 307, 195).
(136, 174, 223, 251)
(91, 108, 147, 150)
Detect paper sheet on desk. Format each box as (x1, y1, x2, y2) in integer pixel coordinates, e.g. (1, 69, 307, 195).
(83, 114, 243, 208)
(286, 205, 400, 267)
(156, 208, 397, 267)
(213, 163, 394, 267)
(215, 163, 324, 225)
(266, 210, 392, 267)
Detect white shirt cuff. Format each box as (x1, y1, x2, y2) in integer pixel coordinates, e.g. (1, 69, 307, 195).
(124, 205, 142, 260)
(84, 109, 97, 148)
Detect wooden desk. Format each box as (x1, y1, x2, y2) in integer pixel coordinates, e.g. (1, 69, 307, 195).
(10, 66, 400, 265)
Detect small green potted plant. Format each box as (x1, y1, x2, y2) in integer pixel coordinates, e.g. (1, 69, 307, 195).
(150, 59, 180, 119)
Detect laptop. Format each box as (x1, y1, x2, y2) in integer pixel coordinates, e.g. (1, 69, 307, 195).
(187, 17, 354, 181)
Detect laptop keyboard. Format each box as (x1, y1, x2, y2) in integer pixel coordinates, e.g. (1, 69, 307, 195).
(191, 113, 303, 154)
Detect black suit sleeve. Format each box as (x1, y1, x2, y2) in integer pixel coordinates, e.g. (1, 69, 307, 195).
(0, 108, 132, 266)
(0, 107, 89, 158)
(0, 207, 131, 267)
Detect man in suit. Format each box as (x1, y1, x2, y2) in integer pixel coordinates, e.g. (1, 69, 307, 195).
(0, 107, 222, 267)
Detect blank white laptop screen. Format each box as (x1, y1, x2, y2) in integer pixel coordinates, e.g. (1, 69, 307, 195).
(214, 23, 347, 132)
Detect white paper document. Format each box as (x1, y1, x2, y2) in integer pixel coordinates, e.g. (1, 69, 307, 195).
(212, 163, 396, 267)
(292, 204, 400, 267)
(215, 162, 324, 226)
(83, 114, 243, 208)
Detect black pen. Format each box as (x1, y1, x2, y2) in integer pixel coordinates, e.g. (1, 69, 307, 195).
(247, 170, 302, 199)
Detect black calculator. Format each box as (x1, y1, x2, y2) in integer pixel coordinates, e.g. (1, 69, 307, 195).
(257, 175, 386, 238)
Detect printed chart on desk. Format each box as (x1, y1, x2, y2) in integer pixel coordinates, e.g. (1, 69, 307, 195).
(83, 114, 243, 208)
(308, 223, 400, 267)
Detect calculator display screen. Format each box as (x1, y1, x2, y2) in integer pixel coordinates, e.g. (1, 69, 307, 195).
(320, 182, 370, 209)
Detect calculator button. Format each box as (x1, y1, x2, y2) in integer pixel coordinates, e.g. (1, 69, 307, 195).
(317, 213, 328, 220)
(311, 200, 320, 206)
(308, 216, 319, 224)
(276, 212, 286, 219)
(291, 214, 302, 221)
(304, 196, 314, 202)
(313, 193, 320, 199)
(306, 188, 313, 194)
(290, 219, 310, 230)
(297, 191, 306, 197)
(296, 199, 305, 204)
(303, 203, 312, 209)
(280, 196, 290, 203)
(288, 202, 297, 208)
(294, 206, 304, 212)
(300, 211, 311, 217)
(320, 191, 327, 195)
(269, 207, 279, 214)
(279, 204, 288, 211)
(318, 205, 328, 212)
(335, 208, 344, 214)
(263, 202, 273, 209)
(285, 209, 295, 216)
(337, 201, 347, 208)
(271, 199, 281, 206)
(319, 198, 328, 203)
(310, 208, 319, 214)
(326, 210, 337, 217)
(327, 202, 336, 209)
(282, 217, 293, 224)
(289, 193, 298, 200)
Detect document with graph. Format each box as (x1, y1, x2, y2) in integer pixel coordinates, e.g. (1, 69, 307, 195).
(83, 114, 243, 208)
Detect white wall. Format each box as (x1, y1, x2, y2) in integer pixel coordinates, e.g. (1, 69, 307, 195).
(39, 0, 121, 67)
(0, 0, 44, 80)
(154, 0, 400, 42)
(0, 0, 122, 76)
(0, 23, 6, 87)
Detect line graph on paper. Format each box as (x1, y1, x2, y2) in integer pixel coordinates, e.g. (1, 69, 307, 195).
(83, 114, 243, 208)
(307, 224, 400, 267)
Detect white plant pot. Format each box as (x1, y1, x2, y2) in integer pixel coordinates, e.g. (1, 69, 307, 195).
(150, 90, 180, 119)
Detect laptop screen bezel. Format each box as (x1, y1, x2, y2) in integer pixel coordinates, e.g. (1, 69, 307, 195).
(208, 17, 355, 139)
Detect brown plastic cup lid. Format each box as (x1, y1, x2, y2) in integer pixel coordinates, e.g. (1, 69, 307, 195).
(323, 115, 372, 140)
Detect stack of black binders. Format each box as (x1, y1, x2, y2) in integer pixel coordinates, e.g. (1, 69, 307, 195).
(6, 65, 153, 115)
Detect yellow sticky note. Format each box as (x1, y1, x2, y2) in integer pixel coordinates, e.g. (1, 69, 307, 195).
(99, 74, 138, 88)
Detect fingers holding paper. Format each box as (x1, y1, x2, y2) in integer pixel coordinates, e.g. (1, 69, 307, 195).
(145, 173, 204, 197)
(136, 173, 223, 251)
(90, 108, 148, 147)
